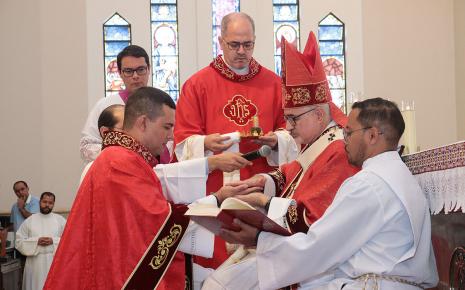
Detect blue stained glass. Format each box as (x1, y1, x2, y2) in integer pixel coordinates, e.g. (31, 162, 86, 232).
(274, 22, 299, 55)
(105, 41, 130, 56)
(105, 14, 128, 25)
(273, 5, 298, 21)
(167, 90, 179, 101)
(152, 56, 178, 92)
(319, 41, 343, 55)
(273, 0, 297, 4)
(212, 0, 239, 56)
(151, 5, 177, 21)
(212, 0, 239, 25)
(318, 26, 342, 40)
(151, 0, 176, 3)
(152, 23, 178, 55)
(105, 57, 125, 91)
(274, 56, 282, 76)
(319, 13, 342, 25)
(104, 26, 130, 41)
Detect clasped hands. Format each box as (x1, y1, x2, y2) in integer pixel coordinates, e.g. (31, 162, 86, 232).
(37, 237, 53, 246)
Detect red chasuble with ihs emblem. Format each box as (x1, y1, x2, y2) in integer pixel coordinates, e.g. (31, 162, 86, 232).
(174, 56, 284, 268)
(175, 56, 284, 194)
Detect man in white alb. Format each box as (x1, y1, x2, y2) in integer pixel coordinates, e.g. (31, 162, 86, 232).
(16, 192, 66, 290)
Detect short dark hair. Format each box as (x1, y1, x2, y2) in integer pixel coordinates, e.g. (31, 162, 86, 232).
(40, 191, 55, 201)
(117, 45, 150, 71)
(13, 180, 28, 191)
(98, 104, 124, 130)
(352, 98, 405, 146)
(123, 87, 176, 129)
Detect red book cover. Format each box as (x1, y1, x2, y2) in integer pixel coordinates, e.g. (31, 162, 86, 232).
(185, 197, 291, 236)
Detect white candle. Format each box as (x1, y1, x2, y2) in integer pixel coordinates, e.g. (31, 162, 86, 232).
(400, 108, 417, 154)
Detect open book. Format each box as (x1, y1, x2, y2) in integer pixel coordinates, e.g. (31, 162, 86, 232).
(185, 197, 291, 236)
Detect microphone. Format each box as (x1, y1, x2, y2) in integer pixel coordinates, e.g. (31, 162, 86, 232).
(242, 145, 272, 161)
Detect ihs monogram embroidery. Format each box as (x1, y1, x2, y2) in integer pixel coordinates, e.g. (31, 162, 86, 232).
(223, 95, 258, 126)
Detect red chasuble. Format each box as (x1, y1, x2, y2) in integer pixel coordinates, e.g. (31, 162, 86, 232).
(174, 56, 284, 268)
(44, 132, 187, 290)
(175, 56, 285, 193)
(270, 139, 360, 233)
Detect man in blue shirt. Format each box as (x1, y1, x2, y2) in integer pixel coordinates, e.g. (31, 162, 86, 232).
(9, 181, 40, 232)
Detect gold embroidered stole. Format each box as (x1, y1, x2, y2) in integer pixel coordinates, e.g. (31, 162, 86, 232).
(122, 204, 190, 290)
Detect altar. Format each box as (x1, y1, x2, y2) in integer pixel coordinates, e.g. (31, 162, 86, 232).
(403, 141, 465, 289)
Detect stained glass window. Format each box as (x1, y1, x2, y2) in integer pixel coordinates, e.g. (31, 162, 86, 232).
(151, 0, 180, 101)
(212, 0, 240, 57)
(318, 13, 347, 113)
(103, 13, 131, 97)
(273, 0, 300, 76)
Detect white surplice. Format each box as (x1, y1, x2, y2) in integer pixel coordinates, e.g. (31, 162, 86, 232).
(255, 151, 438, 290)
(16, 212, 66, 290)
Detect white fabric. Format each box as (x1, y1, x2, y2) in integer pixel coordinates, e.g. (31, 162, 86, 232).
(80, 160, 94, 183)
(179, 195, 217, 258)
(155, 158, 208, 204)
(256, 151, 438, 290)
(414, 166, 465, 214)
(266, 130, 299, 167)
(15, 213, 66, 290)
(80, 94, 124, 163)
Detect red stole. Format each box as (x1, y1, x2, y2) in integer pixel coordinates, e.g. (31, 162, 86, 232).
(44, 132, 188, 290)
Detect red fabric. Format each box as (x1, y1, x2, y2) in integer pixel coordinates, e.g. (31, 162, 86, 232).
(43, 146, 185, 290)
(281, 140, 360, 232)
(174, 58, 284, 268)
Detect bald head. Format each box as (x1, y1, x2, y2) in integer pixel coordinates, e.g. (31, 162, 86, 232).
(221, 12, 255, 37)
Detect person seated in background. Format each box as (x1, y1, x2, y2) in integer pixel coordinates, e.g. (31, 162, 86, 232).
(16, 192, 66, 290)
(202, 31, 360, 290)
(220, 98, 439, 290)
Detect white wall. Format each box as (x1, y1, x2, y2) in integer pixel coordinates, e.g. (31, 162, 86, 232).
(362, 0, 457, 151)
(455, 0, 465, 140)
(0, 0, 460, 213)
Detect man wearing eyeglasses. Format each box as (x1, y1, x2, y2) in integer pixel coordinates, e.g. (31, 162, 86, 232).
(80, 45, 156, 163)
(174, 12, 298, 280)
(218, 98, 438, 290)
(202, 32, 360, 290)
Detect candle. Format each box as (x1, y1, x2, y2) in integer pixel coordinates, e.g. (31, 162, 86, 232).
(400, 100, 417, 154)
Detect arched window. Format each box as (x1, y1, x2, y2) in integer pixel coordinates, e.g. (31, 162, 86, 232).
(212, 0, 240, 57)
(318, 13, 347, 112)
(151, 0, 180, 101)
(103, 13, 131, 97)
(273, 0, 300, 76)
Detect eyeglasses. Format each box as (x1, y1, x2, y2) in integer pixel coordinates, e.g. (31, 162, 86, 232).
(121, 66, 148, 77)
(224, 40, 255, 51)
(343, 127, 372, 142)
(284, 108, 316, 126)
